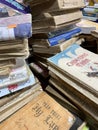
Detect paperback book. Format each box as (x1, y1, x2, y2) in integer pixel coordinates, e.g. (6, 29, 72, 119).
(48, 44, 98, 96)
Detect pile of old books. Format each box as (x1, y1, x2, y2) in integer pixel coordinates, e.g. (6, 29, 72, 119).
(0, 91, 90, 130)
(82, 0, 98, 21)
(0, 0, 43, 122)
(47, 43, 98, 129)
(24, 0, 85, 59)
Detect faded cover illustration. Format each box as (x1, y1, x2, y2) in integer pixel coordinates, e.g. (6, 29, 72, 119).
(48, 44, 98, 93)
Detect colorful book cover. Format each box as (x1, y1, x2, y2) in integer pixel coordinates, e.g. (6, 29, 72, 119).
(0, 67, 36, 97)
(0, 0, 30, 14)
(48, 28, 81, 46)
(0, 14, 32, 40)
(48, 44, 98, 95)
(0, 59, 29, 89)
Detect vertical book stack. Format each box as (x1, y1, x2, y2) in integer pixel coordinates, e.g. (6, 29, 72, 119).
(0, 0, 43, 122)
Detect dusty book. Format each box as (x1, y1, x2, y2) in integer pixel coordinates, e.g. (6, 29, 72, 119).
(32, 10, 82, 28)
(45, 85, 81, 116)
(0, 39, 29, 60)
(31, 24, 77, 39)
(30, 0, 85, 16)
(32, 38, 84, 54)
(31, 28, 81, 47)
(48, 44, 98, 96)
(48, 74, 98, 128)
(0, 92, 75, 130)
(33, 19, 81, 34)
(23, 0, 49, 5)
(0, 59, 29, 89)
(0, 65, 36, 97)
(0, 83, 42, 122)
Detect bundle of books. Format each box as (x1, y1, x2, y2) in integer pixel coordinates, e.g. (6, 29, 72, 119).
(82, 0, 98, 21)
(47, 44, 98, 129)
(0, 0, 43, 122)
(25, 0, 85, 61)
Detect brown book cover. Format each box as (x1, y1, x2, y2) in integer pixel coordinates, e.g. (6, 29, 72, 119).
(0, 92, 75, 130)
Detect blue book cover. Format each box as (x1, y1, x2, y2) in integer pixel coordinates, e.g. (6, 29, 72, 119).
(48, 44, 98, 95)
(0, 0, 30, 14)
(48, 28, 81, 46)
(0, 14, 32, 40)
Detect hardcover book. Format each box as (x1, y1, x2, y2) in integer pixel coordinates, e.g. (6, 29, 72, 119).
(48, 44, 98, 96)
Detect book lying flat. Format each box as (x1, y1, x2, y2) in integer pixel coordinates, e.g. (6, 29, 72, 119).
(32, 38, 84, 54)
(0, 59, 16, 76)
(23, 0, 48, 5)
(0, 83, 42, 122)
(0, 14, 32, 41)
(76, 19, 98, 34)
(30, 0, 85, 16)
(0, 0, 30, 14)
(0, 92, 75, 130)
(48, 44, 98, 96)
(33, 19, 81, 34)
(31, 24, 77, 39)
(0, 39, 29, 60)
(0, 65, 36, 97)
(0, 59, 29, 89)
(31, 28, 81, 47)
(32, 10, 83, 28)
(49, 77, 98, 129)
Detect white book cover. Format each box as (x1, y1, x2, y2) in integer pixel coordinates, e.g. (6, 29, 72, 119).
(0, 66, 36, 97)
(48, 44, 98, 95)
(0, 59, 29, 88)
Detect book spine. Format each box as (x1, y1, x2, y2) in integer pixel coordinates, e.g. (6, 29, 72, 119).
(48, 28, 81, 46)
(0, 0, 30, 14)
(48, 25, 76, 38)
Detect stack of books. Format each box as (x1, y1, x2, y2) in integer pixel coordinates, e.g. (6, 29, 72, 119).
(0, 1, 43, 122)
(47, 44, 98, 129)
(82, 0, 98, 21)
(25, 0, 85, 58)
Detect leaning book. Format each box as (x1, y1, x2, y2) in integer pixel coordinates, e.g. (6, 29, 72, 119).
(48, 44, 98, 97)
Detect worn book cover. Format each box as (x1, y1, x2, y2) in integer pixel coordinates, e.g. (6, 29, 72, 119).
(0, 92, 75, 130)
(0, 83, 42, 122)
(0, 14, 32, 41)
(30, 0, 85, 16)
(32, 10, 82, 28)
(48, 44, 98, 96)
(0, 65, 36, 97)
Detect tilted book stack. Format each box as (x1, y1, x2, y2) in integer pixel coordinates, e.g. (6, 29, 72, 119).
(47, 44, 98, 129)
(0, 0, 43, 122)
(26, 0, 85, 62)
